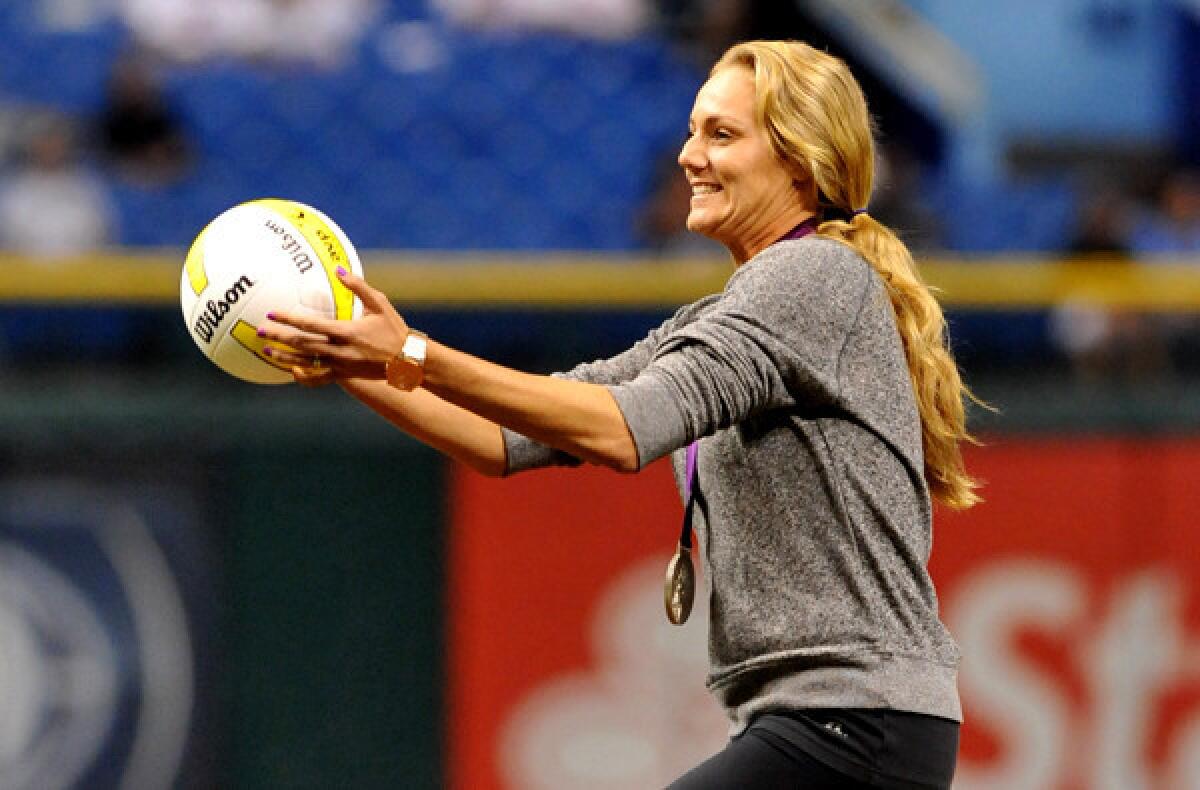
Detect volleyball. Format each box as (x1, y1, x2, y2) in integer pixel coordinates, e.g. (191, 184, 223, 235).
(180, 199, 364, 384)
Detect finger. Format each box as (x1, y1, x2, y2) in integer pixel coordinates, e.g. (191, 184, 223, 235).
(258, 319, 339, 351)
(266, 335, 368, 364)
(336, 267, 392, 313)
(264, 309, 348, 342)
(264, 344, 326, 369)
(293, 366, 336, 388)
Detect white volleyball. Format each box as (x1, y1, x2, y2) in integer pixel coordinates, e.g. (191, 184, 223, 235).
(180, 199, 364, 384)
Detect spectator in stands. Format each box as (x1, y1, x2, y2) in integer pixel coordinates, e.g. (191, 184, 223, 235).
(1127, 169, 1200, 376)
(654, 0, 810, 64)
(1050, 185, 1171, 380)
(118, 0, 377, 68)
(0, 115, 114, 259)
(95, 53, 191, 186)
(1066, 185, 1133, 257)
(870, 142, 943, 252)
(434, 0, 649, 39)
(1130, 169, 1200, 256)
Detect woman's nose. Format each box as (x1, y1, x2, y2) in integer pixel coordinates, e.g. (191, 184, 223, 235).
(678, 135, 703, 171)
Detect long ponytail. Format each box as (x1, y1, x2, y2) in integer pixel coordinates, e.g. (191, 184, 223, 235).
(818, 214, 980, 508)
(716, 40, 981, 509)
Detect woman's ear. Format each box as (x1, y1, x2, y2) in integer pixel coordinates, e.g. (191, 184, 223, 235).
(790, 171, 819, 209)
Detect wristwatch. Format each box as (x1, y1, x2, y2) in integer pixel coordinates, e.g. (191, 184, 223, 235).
(386, 330, 428, 391)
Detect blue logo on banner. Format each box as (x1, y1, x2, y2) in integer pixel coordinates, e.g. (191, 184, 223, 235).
(0, 481, 198, 790)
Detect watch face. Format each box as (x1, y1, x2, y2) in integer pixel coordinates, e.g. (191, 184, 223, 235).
(402, 333, 428, 365)
(387, 358, 422, 391)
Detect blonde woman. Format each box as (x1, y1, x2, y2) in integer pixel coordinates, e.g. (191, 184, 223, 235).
(262, 39, 977, 788)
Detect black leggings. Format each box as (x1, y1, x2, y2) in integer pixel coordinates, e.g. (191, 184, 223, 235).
(667, 726, 870, 789)
(666, 710, 958, 790)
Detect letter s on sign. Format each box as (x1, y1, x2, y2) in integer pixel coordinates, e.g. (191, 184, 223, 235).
(948, 561, 1082, 790)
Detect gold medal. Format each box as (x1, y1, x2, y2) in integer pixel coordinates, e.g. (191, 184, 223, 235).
(667, 440, 700, 625)
(664, 543, 695, 625)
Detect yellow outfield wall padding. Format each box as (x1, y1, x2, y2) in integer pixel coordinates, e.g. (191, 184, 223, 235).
(0, 251, 1199, 310)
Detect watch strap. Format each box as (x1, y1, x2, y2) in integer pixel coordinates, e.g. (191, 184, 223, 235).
(386, 330, 427, 391)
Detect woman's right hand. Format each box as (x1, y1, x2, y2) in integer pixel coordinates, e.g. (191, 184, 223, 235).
(291, 364, 336, 388)
(260, 267, 411, 386)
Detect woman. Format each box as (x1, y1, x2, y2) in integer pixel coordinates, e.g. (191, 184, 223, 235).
(261, 40, 978, 789)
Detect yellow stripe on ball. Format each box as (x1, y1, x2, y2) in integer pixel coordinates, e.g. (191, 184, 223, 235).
(184, 226, 209, 295)
(231, 319, 293, 371)
(253, 198, 356, 320)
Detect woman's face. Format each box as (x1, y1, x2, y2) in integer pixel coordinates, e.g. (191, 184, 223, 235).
(679, 66, 811, 263)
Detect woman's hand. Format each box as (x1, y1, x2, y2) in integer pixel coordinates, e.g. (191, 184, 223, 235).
(257, 267, 410, 384)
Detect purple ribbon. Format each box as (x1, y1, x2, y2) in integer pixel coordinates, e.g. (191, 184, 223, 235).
(779, 216, 819, 243)
(679, 442, 700, 550)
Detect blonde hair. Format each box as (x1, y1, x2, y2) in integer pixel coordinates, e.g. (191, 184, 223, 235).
(715, 40, 981, 509)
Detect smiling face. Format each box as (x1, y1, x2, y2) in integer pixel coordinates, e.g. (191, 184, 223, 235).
(679, 66, 816, 264)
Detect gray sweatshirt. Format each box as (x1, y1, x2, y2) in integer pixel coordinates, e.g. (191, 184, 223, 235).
(503, 236, 962, 733)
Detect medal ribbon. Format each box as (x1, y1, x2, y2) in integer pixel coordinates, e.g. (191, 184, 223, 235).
(664, 441, 700, 625)
(679, 441, 699, 550)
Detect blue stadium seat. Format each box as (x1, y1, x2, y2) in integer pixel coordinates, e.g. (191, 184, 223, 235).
(0, 9, 1080, 256)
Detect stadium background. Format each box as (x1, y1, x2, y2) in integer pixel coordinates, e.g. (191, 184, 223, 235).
(1, 0, 1199, 788)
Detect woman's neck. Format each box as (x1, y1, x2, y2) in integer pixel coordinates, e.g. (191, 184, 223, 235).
(729, 209, 819, 265)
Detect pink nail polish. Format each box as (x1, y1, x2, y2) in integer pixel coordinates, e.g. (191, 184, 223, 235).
(266, 312, 276, 320)
(263, 347, 273, 357)
(256, 328, 265, 337)
(336, 266, 347, 276)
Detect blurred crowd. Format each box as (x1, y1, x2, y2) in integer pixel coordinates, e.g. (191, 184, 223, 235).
(119, 0, 379, 68)
(0, 52, 191, 260)
(1049, 169, 1200, 381)
(0, 1, 1197, 381)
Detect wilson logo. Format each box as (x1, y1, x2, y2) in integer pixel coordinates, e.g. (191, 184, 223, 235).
(264, 219, 314, 273)
(193, 275, 254, 344)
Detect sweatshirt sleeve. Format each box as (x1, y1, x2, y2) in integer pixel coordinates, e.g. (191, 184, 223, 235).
(608, 239, 874, 468)
(501, 298, 720, 475)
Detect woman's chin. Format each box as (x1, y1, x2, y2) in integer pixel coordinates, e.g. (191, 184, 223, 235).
(685, 215, 720, 241)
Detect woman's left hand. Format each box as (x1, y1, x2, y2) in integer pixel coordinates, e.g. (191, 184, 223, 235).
(257, 267, 410, 382)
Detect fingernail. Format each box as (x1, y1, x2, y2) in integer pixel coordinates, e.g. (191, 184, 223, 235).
(336, 266, 347, 276)
(266, 312, 276, 320)
(256, 328, 265, 337)
(263, 347, 273, 357)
